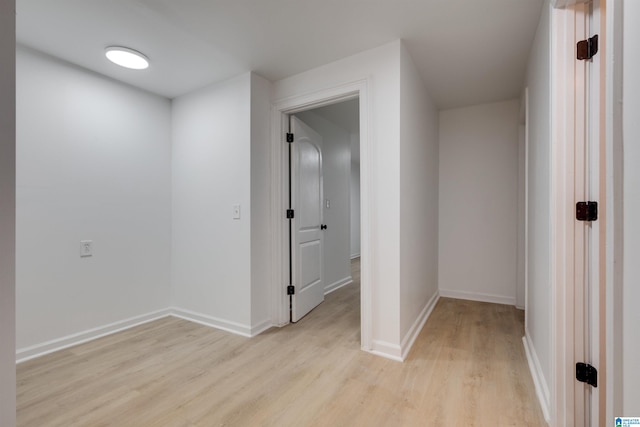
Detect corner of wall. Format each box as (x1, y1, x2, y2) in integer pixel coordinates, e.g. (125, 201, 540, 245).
(170, 72, 253, 328)
(398, 37, 440, 344)
(17, 48, 173, 350)
(249, 72, 273, 329)
(400, 291, 439, 361)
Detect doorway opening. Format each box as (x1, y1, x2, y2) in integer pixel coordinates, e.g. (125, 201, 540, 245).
(288, 99, 361, 323)
(269, 80, 371, 351)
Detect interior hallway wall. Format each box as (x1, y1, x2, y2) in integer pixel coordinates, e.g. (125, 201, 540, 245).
(0, 1, 16, 424)
(523, 0, 552, 418)
(171, 73, 253, 333)
(273, 41, 439, 359)
(16, 47, 172, 359)
(273, 41, 404, 357)
(438, 99, 519, 305)
(249, 73, 273, 331)
(399, 44, 439, 356)
(295, 109, 352, 294)
(171, 72, 272, 336)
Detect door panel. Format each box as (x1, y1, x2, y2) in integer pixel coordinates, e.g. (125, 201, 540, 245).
(299, 241, 321, 291)
(299, 146, 322, 229)
(290, 116, 325, 322)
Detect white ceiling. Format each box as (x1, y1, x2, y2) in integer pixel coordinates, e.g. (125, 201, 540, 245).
(16, 0, 543, 109)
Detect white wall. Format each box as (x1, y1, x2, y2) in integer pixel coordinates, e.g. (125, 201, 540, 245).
(274, 41, 439, 359)
(295, 109, 352, 293)
(0, 1, 16, 424)
(16, 47, 172, 358)
(350, 155, 361, 258)
(399, 44, 439, 355)
(524, 0, 552, 414)
(250, 73, 272, 332)
(438, 99, 520, 305)
(273, 41, 403, 356)
(622, 0, 640, 413)
(171, 73, 255, 334)
(172, 72, 272, 336)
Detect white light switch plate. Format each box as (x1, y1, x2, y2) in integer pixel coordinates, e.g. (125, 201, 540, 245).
(233, 204, 241, 219)
(80, 240, 93, 257)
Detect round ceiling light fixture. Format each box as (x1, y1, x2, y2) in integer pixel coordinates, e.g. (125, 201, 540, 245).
(105, 46, 149, 70)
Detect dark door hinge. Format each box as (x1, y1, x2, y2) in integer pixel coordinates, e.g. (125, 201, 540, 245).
(576, 201, 598, 221)
(286, 133, 294, 143)
(287, 285, 295, 295)
(576, 362, 598, 387)
(286, 209, 294, 219)
(577, 35, 599, 60)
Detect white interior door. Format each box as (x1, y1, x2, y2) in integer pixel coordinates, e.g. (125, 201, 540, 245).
(290, 116, 325, 322)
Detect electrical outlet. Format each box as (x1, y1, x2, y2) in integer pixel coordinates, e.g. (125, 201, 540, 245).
(80, 240, 93, 257)
(233, 204, 241, 220)
(326, 199, 330, 209)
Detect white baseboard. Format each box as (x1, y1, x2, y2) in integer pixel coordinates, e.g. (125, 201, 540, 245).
(400, 291, 440, 361)
(170, 307, 253, 338)
(350, 253, 361, 260)
(325, 276, 353, 295)
(17, 307, 274, 363)
(249, 319, 273, 337)
(522, 331, 551, 423)
(368, 340, 403, 362)
(439, 289, 516, 306)
(16, 308, 172, 363)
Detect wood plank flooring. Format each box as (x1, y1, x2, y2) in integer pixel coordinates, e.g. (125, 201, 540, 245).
(17, 260, 546, 426)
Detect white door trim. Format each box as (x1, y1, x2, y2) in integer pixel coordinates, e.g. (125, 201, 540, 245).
(550, 5, 574, 419)
(518, 87, 530, 316)
(525, 87, 530, 321)
(550, 2, 596, 425)
(604, 0, 623, 421)
(269, 79, 373, 351)
(587, 1, 605, 424)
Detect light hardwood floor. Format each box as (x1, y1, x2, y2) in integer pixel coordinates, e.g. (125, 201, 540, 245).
(17, 259, 546, 426)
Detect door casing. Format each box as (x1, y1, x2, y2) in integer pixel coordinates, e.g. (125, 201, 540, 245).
(603, 0, 624, 421)
(550, 1, 605, 425)
(269, 79, 372, 352)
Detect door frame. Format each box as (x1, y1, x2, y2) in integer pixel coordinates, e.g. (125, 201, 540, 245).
(549, 2, 582, 425)
(550, 1, 605, 425)
(587, 2, 606, 424)
(269, 79, 372, 351)
(518, 87, 529, 314)
(549, 5, 579, 422)
(603, 0, 623, 421)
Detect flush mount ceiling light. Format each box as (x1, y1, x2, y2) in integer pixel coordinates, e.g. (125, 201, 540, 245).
(105, 46, 149, 70)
